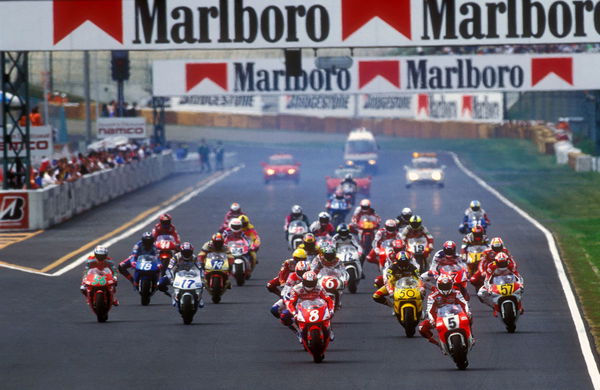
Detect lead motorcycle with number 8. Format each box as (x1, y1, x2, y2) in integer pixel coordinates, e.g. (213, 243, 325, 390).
(295, 298, 333, 363)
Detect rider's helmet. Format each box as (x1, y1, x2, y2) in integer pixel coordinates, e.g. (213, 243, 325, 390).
(384, 219, 398, 233)
(391, 239, 406, 254)
(159, 213, 172, 228)
(443, 241, 457, 256)
(360, 199, 371, 211)
(409, 215, 422, 230)
(437, 275, 454, 296)
(398, 207, 413, 223)
(470, 200, 481, 212)
(472, 225, 485, 241)
(344, 173, 353, 181)
(229, 218, 243, 233)
(318, 212, 331, 226)
(180, 242, 194, 260)
(291, 204, 302, 217)
(211, 233, 224, 250)
(495, 252, 510, 268)
(230, 202, 241, 212)
(334, 189, 344, 200)
(320, 243, 339, 267)
(395, 250, 411, 266)
(239, 215, 250, 228)
(337, 223, 350, 238)
(302, 271, 318, 291)
(295, 261, 310, 278)
(141, 231, 154, 248)
(292, 248, 308, 262)
(302, 233, 316, 251)
(94, 245, 108, 261)
(490, 237, 504, 253)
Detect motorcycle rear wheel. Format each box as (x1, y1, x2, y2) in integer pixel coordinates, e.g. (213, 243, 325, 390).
(347, 268, 358, 294)
(140, 279, 152, 306)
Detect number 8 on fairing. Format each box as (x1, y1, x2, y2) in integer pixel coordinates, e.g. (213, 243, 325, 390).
(309, 309, 320, 322)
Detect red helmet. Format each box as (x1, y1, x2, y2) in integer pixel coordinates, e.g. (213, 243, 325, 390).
(443, 241, 457, 256)
(159, 213, 172, 226)
(302, 271, 318, 290)
(437, 275, 453, 296)
(392, 239, 405, 253)
(211, 233, 224, 249)
(295, 261, 310, 278)
(230, 202, 241, 212)
(180, 242, 194, 259)
(495, 252, 510, 268)
(491, 237, 504, 253)
(472, 225, 484, 240)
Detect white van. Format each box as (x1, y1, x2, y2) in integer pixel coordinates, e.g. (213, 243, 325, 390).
(343, 128, 378, 173)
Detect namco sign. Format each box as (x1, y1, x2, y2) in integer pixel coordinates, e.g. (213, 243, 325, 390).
(3, 0, 600, 51)
(96, 118, 147, 139)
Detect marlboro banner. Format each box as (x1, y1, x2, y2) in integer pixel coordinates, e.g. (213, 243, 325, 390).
(3, 1, 600, 50)
(153, 54, 600, 96)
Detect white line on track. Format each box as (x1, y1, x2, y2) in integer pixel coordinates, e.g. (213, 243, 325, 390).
(450, 152, 600, 388)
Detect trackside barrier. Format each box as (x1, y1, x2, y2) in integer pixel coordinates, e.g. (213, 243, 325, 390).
(10, 152, 175, 231)
(555, 141, 582, 165)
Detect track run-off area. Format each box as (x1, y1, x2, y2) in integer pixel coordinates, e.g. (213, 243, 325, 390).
(1, 138, 599, 390)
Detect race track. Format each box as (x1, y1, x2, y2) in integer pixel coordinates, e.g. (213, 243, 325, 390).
(0, 139, 597, 390)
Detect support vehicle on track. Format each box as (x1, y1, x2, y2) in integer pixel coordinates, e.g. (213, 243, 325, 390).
(404, 152, 445, 188)
(261, 153, 300, 184)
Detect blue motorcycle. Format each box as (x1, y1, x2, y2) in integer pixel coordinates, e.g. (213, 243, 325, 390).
(134, 254, 162, 306)
(327, 197, 351, 228)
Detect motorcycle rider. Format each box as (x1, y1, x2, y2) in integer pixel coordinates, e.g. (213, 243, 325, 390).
(311, 243, 344, 274)
(224, 218, 258, 271)
(459, 200, 491, 234)
(326, 189, 351, 219)
(332, 223, 361, 253)
(373, 251, 422, 306)
(240, 215, 261, 253)
(461, 225, 489, 254)
(281, 271, 335, 341)
(418, 275, 472, 347)
(428, 241, 470, 299)
(118, 232, 158, 287)
(350, 199, 381, 232)
(373, 239, 410, 288)
(310, 212, 335, 237)
(470, 237, 511, 289)
(298, 233, 320, 259)
(399, 215, 435, 256)
(396, 207, 413, 229)
(220, 202, 245, 232)
(158, 242, 204, 307)
(151, 213, 181, 244)
(80, 246, 119, 306)
(283, 205, 311, 240)
(266, 248, 309, 295)
(478, 252, 524, 316)
(366, 219, 402, 264)
(197, 233, 234, 288)
(269, 261, 310, 319)
(341, 173, 358, 193)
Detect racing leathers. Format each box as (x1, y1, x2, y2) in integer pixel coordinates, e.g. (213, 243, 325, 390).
(220, 209, 245, 232)
(460, 208, 491, 234)
(332, 232, 362, 254)
(242, 222, 261, 252)
(282, 284, 335, 325)
(284, 213, 310, 239)
(460, 232, 490, 255)
(418, 289, 471, 346)
(366, 229, 402, 263)
(158, 252, 204, 302)
(309, 221, 335, 237)
(151, 223, 181, 244)
(470, 247, 512, 289)
(350, 208, 381, 232)
(270, 272, 303, 318)
(80, 256, 119, 305)
(373, 261, 421, 305)
(400, 225, 435, 256)
(267, 257, 299, 294)
(197, 241, 234, 269)
(118, 240, 159, 285)
(428, 250, 470, 299)
(478, 259, 523, 314)
(223, 229, 257, 270)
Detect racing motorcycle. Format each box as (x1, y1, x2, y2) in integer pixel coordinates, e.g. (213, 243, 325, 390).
(287, 220, 308, 251)
(326, 197, 351, 228)
(438, 263, 469, 298)
(318, 267, 348, 310)
(155, 235, 178, 275)
(487, 274, 524, 333)
(393, 276, 423, 337)
(407, 236, 430, 271)
(435, 304, 474, 370)
(82, 267, 116, 322)
(337, 244, 362, 294)
(357, 215, 378, 262)
(459, 215, 488, 235)
(340, 182, 357, 205)
(204, 252, 230, 303)
(295, 298, 333, 363)
(172, 268, 204, 324)
(464, 244, 488, 278)
(227, 238, 252, 286)
(134, 254, 161, 306)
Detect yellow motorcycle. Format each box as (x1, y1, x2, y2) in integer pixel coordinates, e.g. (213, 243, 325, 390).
(204, 252, 230, 304)
(392, 276, 423, 337)
(465, 244, 487, 278)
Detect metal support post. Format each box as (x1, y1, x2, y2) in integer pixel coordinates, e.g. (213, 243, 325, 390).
(152, 96, 166, 146)
(1, 51, 31, 189)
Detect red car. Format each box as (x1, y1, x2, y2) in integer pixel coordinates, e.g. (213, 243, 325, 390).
(261, 154, 300, 184)
(325, 166, 371, 196)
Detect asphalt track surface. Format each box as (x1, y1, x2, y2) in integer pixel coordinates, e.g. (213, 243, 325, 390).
(1, 139, 597, 390)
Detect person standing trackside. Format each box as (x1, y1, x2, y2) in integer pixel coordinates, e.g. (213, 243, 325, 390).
(198, 139, 212, 173)
(215, 141, 225, 171)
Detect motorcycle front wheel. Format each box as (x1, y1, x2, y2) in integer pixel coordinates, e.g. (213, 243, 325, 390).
(181, 295, 195, 325)
(94, 291, 108, 323)
(140, 279, 152, 306)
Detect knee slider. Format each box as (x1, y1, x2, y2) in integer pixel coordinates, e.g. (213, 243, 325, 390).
(270, 305, 280, 319)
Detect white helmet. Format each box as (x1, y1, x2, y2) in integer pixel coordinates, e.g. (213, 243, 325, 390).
(229, 218, 243, 232)
(291, 205, 302, 215)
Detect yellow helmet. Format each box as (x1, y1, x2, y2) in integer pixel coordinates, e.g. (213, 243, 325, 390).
(292, 248, 308, 260)
(240, 215, 250, 227)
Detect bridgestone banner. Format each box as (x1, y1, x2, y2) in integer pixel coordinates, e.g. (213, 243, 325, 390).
(4, 0, 600, 50)
(153, 53, 600, 96)
(169, 95, 263, 114)
(96, 117, 147, 139)
(279, 95, 355, 117)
